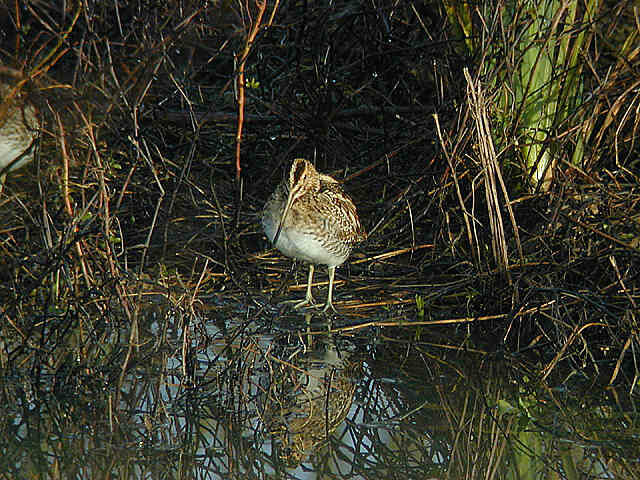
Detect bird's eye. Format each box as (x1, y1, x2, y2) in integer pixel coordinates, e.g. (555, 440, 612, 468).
(292, 162, 305, 185)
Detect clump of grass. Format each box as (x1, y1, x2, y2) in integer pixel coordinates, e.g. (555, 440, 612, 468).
(445, 0, 600, 190)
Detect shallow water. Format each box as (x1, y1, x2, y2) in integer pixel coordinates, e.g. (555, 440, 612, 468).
(0, 303, 637, 479)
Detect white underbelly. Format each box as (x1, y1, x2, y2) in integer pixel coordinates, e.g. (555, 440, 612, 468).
(263, 214, 346, 267)
(0, 141, 33, 172)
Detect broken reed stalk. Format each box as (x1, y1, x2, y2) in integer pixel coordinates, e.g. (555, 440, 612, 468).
(464, 68, 523, 276)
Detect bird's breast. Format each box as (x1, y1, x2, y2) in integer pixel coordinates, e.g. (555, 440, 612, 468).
(262, 207, 350, 267)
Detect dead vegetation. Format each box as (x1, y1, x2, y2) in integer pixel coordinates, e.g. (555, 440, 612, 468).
(0, 0, 639, 477)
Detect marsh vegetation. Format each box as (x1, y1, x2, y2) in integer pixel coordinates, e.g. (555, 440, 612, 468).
(0, 0, 639, 478)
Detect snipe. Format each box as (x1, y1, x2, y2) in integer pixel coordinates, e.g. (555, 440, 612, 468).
(262, 158, 366, 312)
(0, 81, 39, 192)
(265, 338, 361, 467)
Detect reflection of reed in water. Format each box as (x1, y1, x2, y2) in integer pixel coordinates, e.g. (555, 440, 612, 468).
(264, 337, 361, 467)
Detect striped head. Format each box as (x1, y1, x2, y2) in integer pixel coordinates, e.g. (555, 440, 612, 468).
(272, 158, 320, 246)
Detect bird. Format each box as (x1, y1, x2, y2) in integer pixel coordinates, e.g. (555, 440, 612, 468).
(266, 338, 361, 467)
(0, 81, 39, 193)
(262, 158, 366, 312)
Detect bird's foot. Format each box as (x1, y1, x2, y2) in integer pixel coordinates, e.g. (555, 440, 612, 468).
(280, 295, 315, 310)
(321, 301, 338, 314)
(294, 298, 315, 309)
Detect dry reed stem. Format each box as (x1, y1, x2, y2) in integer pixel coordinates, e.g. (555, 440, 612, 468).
(540, 321, 608, 382)
(464, 69, 510, 275)
(333, 313, 509, 333)
(350, 244, 433, 264)
(235, 0, 268, 180)
(433, 113, 480, 267)
(561, 211, 640, 252)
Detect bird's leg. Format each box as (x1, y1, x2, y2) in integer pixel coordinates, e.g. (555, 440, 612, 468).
(293, 264, 315, 309)
(322, 266, 338, 313)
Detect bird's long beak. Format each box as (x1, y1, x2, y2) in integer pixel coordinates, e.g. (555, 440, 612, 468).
(272, 191, 295, 247)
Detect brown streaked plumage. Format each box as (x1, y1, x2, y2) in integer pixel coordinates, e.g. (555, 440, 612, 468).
(266, 339, 361, 467)
(262, 158, 366, 312)
(0, 82, 38, 192)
